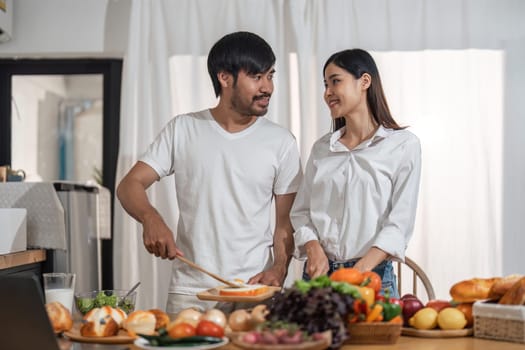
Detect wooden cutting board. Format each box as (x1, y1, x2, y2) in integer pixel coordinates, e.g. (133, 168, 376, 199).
(63, 323, 135, 344)
(401, 327, 473, 338)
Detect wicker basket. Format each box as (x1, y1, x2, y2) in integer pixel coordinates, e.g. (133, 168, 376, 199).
(345, 323, 402, 344)
(473, 301, 525, 344)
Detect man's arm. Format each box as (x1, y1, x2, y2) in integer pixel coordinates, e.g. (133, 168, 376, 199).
(116, 161, 182, 259)
(248, 192, 296, 286)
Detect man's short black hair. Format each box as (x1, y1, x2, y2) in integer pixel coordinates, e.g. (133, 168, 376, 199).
(207, 31, 276, 97)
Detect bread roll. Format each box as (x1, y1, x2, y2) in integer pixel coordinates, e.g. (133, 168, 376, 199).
(80, 307, 120, 337)
(123, 310, 156, 335)
(84, 305, 127, 328)
(488, 274, 523, 300)
(149, 309, 170, 330)
(45, 301, 73, 333)
(499, 276, 525, 305)
(449, 278, 500, 302)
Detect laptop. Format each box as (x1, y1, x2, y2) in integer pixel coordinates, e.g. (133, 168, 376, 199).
(0, 275, 131, 350)
(0, 275, 62, 350)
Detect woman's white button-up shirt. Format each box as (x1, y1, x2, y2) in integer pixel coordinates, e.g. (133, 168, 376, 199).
(291, 125, 421, 262)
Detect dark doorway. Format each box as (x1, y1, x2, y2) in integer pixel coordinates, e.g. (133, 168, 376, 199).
(0, 58, 122, 289)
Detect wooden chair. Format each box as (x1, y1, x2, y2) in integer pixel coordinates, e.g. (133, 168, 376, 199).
(396, 257, 435, 301)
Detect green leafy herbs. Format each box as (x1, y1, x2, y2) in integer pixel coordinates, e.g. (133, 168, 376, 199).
(76, 297, 95, 314)
(117, 297, 135, 314)
(294, 275, 360, 299)
(94, 291, 118, 307)
(76, 291, 134, 314)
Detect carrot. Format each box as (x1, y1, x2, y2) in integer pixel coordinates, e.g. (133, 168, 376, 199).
(388, 315, 403, 324)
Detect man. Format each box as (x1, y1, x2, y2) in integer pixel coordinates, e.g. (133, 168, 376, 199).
(117, 31, 302, 316)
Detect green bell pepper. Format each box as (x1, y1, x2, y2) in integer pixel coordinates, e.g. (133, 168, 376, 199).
(380, 300, 402, 321)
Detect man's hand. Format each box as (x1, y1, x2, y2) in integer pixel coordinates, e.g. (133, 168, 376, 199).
(117, 162, 184, 260)
(248, 265, 287, 286)
(142, 211, 182, 259)
(305, 240, 329, 278)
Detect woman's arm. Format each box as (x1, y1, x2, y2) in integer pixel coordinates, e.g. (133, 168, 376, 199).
(368, 136, 422, 264)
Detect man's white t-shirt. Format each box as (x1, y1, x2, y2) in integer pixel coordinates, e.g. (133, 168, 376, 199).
(140, 109, 302, 295)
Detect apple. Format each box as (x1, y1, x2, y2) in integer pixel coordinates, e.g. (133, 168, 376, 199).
(425, 299, 452, 312)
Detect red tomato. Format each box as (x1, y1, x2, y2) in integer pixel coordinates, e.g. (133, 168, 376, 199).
(196, 320, 225, 338)
(168, 322, 196, 338)
(389, 298, 404, 308)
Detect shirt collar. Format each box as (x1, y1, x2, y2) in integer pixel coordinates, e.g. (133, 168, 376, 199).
(330, 125, 391, 152)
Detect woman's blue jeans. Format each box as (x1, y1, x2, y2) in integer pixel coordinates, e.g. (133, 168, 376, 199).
(302, 259, 399, 299)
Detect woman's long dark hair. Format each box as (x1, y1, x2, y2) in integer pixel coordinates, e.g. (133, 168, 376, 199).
(323, 49, 404, 131)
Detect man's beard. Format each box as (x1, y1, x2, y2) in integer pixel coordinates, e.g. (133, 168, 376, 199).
(231, 90, 271, 117)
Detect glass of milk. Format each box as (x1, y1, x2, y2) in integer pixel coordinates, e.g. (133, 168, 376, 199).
(43, 272, 76, 313)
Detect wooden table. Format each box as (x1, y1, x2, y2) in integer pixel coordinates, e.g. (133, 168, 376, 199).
(221, 337, 524, 350)
(61, 336, 523, 350)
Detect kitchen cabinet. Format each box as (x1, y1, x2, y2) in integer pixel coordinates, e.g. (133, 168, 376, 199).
(0, 249, 46, 279)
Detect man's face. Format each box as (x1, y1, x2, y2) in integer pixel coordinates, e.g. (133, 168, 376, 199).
(230, 67, 275, 117)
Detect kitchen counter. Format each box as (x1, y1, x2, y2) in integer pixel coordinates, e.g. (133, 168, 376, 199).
(0, 249, 46, 270)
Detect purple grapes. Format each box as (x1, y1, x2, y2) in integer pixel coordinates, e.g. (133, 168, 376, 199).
(267, 286, 355, 349)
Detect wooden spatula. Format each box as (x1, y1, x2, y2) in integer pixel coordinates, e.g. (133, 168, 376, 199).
(176, 255, 241, 288)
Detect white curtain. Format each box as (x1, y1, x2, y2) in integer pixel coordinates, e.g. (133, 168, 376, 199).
(114, 0, 525, 309)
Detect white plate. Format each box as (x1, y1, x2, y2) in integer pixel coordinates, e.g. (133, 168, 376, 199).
(134, 337, 229, 350)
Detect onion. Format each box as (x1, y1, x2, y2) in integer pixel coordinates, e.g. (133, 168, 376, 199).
(170, 308, 202, 328)
(401, 298, 424, 326)
(202, 309, 227, 328)
(250, 304, 268, 325)
(228, 309, 253, 331)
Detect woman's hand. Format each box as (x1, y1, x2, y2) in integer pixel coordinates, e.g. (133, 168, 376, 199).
(248, 264, 287, 286)
(305, 240, 329, 278)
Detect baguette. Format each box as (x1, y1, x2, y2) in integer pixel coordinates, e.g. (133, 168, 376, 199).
(488, 274, 523, 300)
(450, 277, 500, 303)
(499, 276, 525, 305)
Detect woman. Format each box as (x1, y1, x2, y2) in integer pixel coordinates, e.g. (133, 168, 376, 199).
(291, 49, 421, 297)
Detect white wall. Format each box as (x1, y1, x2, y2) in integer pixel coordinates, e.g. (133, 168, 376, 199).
(0, 0, 129, 57)
(11, 76, 64, 180)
